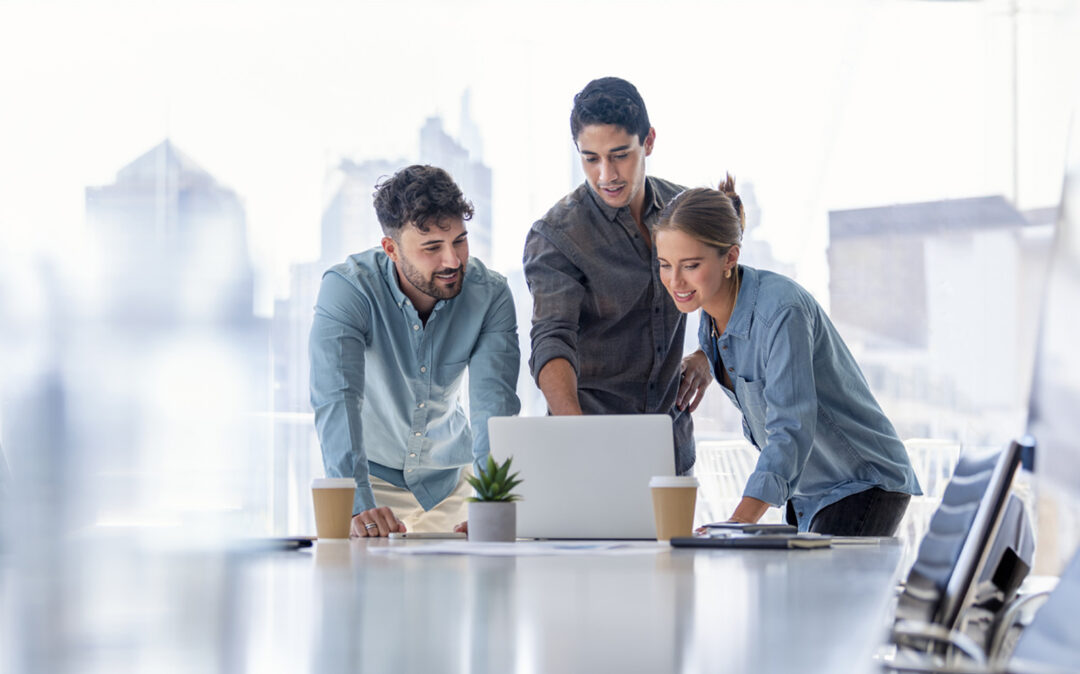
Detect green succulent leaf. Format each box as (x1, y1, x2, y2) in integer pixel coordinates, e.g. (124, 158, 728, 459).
(493, 458, 512, 485)
(469, 454, 523, 502)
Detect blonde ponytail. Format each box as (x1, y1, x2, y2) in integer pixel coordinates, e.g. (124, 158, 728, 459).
(655, 172, 745, 253)
(718, 173, 745, 233)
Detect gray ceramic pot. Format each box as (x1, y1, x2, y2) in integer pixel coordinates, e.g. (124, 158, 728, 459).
(468, 501, 517, 542)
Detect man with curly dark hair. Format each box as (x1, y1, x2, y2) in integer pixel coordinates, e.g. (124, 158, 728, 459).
(523, 77, 713, 476)
(311, 165, 520, 537)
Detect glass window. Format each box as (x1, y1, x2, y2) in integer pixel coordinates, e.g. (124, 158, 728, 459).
(1, 0, 1076, 538)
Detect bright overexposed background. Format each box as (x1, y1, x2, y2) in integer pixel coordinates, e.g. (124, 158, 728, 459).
(4, 2, 1080, 671)
(1, 0, 1078, 537)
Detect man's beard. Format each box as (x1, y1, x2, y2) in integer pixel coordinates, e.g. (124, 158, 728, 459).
(399, 255, 464, 301)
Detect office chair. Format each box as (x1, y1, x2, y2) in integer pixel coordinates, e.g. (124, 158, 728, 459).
(885, 550, 1077, 674)
(888, 437, 1035, 670)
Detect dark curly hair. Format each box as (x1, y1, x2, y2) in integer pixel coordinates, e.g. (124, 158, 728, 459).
(570, 77, 651, 145)
(373, 165, 474, 237)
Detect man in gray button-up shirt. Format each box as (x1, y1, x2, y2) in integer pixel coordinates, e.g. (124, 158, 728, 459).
(523, 77, 712, 474)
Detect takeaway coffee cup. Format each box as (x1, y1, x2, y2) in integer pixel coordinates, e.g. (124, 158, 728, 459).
(311, 477, 356, 539)
(650, 476, 699, 541)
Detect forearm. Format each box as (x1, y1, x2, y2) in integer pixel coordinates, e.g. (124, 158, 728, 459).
(537, 358, 583, 415)
(312, 399, 376, 513)
(729, 496, 770, 524)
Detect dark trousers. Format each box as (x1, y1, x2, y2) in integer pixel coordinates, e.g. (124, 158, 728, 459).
(786, 487, 911, 536)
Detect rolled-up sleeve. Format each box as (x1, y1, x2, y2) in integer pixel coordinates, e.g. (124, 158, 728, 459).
(309, 272, 376, 514)
(523, 225, 586, 382)
(742, 305, 819, 506)
(468, 281, 522, 474)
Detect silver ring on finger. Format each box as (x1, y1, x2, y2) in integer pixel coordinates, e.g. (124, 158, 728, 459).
(364, 522, 378, 531)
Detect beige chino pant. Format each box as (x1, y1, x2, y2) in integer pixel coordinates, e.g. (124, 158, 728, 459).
(369, 469, 472, 533)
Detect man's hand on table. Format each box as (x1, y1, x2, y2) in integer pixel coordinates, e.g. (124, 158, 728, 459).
(351, 507, 406, 537)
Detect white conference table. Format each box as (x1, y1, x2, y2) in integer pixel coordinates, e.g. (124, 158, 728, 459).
(234, 537, 906, 674)
(0, 535, 907, 673)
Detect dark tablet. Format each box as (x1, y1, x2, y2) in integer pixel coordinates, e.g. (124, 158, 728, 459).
(670, 534, 832, 550)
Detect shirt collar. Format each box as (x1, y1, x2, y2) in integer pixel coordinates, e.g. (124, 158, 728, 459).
(725, 265, 757, 340)
(586, 176, 660, 223)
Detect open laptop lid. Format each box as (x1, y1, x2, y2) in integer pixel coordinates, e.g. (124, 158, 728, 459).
(487, 415, 676, 540)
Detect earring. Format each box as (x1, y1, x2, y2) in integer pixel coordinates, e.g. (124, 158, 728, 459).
(725, 268, 732, 279)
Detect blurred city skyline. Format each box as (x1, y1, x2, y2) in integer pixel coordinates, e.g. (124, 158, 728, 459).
(2, 0, 1077, 317)
(2, 0, 1079, 537)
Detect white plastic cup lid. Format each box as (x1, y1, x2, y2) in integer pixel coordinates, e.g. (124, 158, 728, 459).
(649, 476, 699, 488)
(311, 477, 357, 489)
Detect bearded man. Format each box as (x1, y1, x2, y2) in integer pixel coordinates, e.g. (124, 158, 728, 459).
(310, 164, 520, 537)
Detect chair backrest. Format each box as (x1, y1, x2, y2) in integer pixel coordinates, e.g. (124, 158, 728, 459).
(973, 493, 1034, 609)
(896, 436, 1032, 632)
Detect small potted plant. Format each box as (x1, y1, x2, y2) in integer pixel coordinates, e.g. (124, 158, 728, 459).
(465, 455, 522, 542)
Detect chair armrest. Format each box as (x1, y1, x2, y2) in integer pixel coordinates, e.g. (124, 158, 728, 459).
(892, 619, 988, 664)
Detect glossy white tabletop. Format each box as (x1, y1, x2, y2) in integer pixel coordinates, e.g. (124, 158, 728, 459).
(1, 536, 904, 674)
(241, 538, 904, 674)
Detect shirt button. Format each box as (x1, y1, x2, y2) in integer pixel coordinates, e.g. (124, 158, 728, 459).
(728, 367, 734, 372)
(410, 453, 416, 458)
(407, 469, 414, 473)
(414, 432, 422, 437)
(413, 324, 420, 331)
(722, 346, 728, 350)
(418, 403, 425, 408)
(420, 366, 427, 373)
(654, 308, 659, 314)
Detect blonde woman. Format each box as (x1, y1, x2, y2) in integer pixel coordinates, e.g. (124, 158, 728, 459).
(653, 176, 921, 535)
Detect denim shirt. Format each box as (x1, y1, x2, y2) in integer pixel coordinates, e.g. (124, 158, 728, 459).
(523, 177, 695, 473)
(309, 249, 521, 515)
(700, 265, 921, 531)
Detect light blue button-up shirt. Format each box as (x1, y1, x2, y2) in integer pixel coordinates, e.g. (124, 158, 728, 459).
(699, 265, 921, 531)
(310, 249, 521, 515)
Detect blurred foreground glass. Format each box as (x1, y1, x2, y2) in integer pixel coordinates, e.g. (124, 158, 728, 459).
(1027, 136, 1080, 504)
(1025, 122, 1080, 573)
(0, 182, 270, 670)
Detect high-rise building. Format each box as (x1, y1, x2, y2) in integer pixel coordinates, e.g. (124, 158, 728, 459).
(827, 196, 1054, 441)
(83, 139, 272, 530)
(320, 157, 402, 266)
(419, 114, 493, 264)
(86, 139, 255, 322)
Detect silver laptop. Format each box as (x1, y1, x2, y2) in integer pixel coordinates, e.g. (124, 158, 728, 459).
(487, 415, 676, 540)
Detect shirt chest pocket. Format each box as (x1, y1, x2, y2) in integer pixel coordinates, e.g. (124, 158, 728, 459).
(434, 359, 469, 393)
(735, 377, 768, 443)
